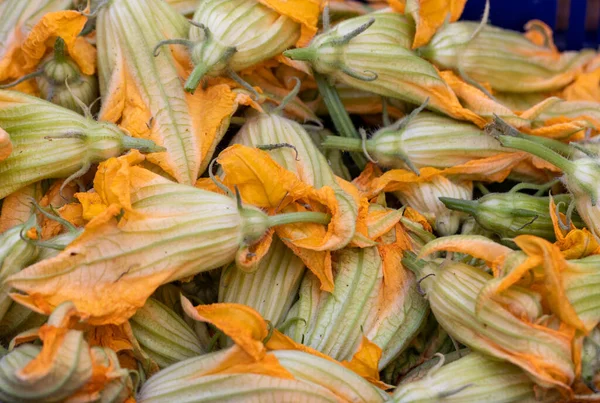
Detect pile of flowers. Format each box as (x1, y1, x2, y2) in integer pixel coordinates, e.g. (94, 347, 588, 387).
(1, 0, 600, 401)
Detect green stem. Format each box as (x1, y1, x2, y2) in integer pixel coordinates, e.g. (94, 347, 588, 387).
(321, 135, 365, 152)
(184, 63, 210, 93)
(518, 132, 575, 157)
(268, 212, 331, 227)
(498, 135, 575, 174)
(121, 136, 166, 153)
(439, 197, 479, 216)
(315, 73, 366, 169)
(53, 37, 67, 62)
(283, 47, 317, 62)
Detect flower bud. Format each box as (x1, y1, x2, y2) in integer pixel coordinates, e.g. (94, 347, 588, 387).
(36, 38, 99, 114)
(322, 112, 505, 170)
(496, 134, 600, 239)
(441, 192, 584, 241)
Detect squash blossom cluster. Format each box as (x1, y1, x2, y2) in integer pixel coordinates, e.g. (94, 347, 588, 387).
(1, 0, 600, 402)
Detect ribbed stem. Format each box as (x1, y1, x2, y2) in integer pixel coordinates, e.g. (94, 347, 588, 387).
(53, 37, 67, 62)
(498, 135, 575, 174)
(439, 197, 479, 216)
(268, 212, 331, 227)
(315, 73, 367, 169)
(518, 132, 576, 157)
(321, 136, 366, 152)
(121, 136, 166, 153)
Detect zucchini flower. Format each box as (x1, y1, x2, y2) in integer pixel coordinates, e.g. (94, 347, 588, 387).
(157, 0, 319, 93)
(198, 143, 359, 291)
(219, 236, 305, 326)
(323, 111, 507, 171)
(129, 298, 206, 369)
(0, 90, 164, 199)
(403, 254, 576, 393)
(420, 233, 600, 333)
(0, 302, 135, 402)
(284, 247, 384, 361)
(440, 191, 584, 241)
(392, 352, 562, 403)
(231, 93, 359, 256)
(421, 19, 595, 93)
(97, 0, 202, 184)
(180, 298, 392, 392)
(283, 11, 484, 125)
(0, 3, 92, 89)
(493, 127, 600, 239)
(6, 153, 331, 325)
(285, 246, 427, 368)
(137, 346, 386, 402)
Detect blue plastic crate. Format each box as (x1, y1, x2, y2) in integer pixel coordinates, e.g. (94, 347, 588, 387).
(462, 0, 598, 51)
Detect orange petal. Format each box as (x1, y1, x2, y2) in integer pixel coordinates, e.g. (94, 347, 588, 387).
(403, 207, 433, 233)
(181, 297, 268, 361)
(363, 153, 529, 198)
(20, 11, 95, 74)
(266, 329, 338, 363)
(93, 150, 146, 212)
(440, 70, 522, 125)
(18, 303, 87, 378)
(0, 127, 11, 162)
(280, 240, 334, 292)
(75, 151, 145, 221)
(418, 235, 512, 270)
(388, 0, 406, 12)
(87, 324, 134, 353)
(215, 351, 295, 380)
(341, 336, 391, 390)
(405, 0, 468, 48)
(0, 183, 41, 233)
(514, 235, 587, 331)
(75, 192, 108, 222)
(524, 20, 558, 52)
(561, 64, 600, 102)
(188, 83, 238, 174)
(549, 196, 600, 259)
(218, 145, 354, 252)
(257, 0, 321, 46)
